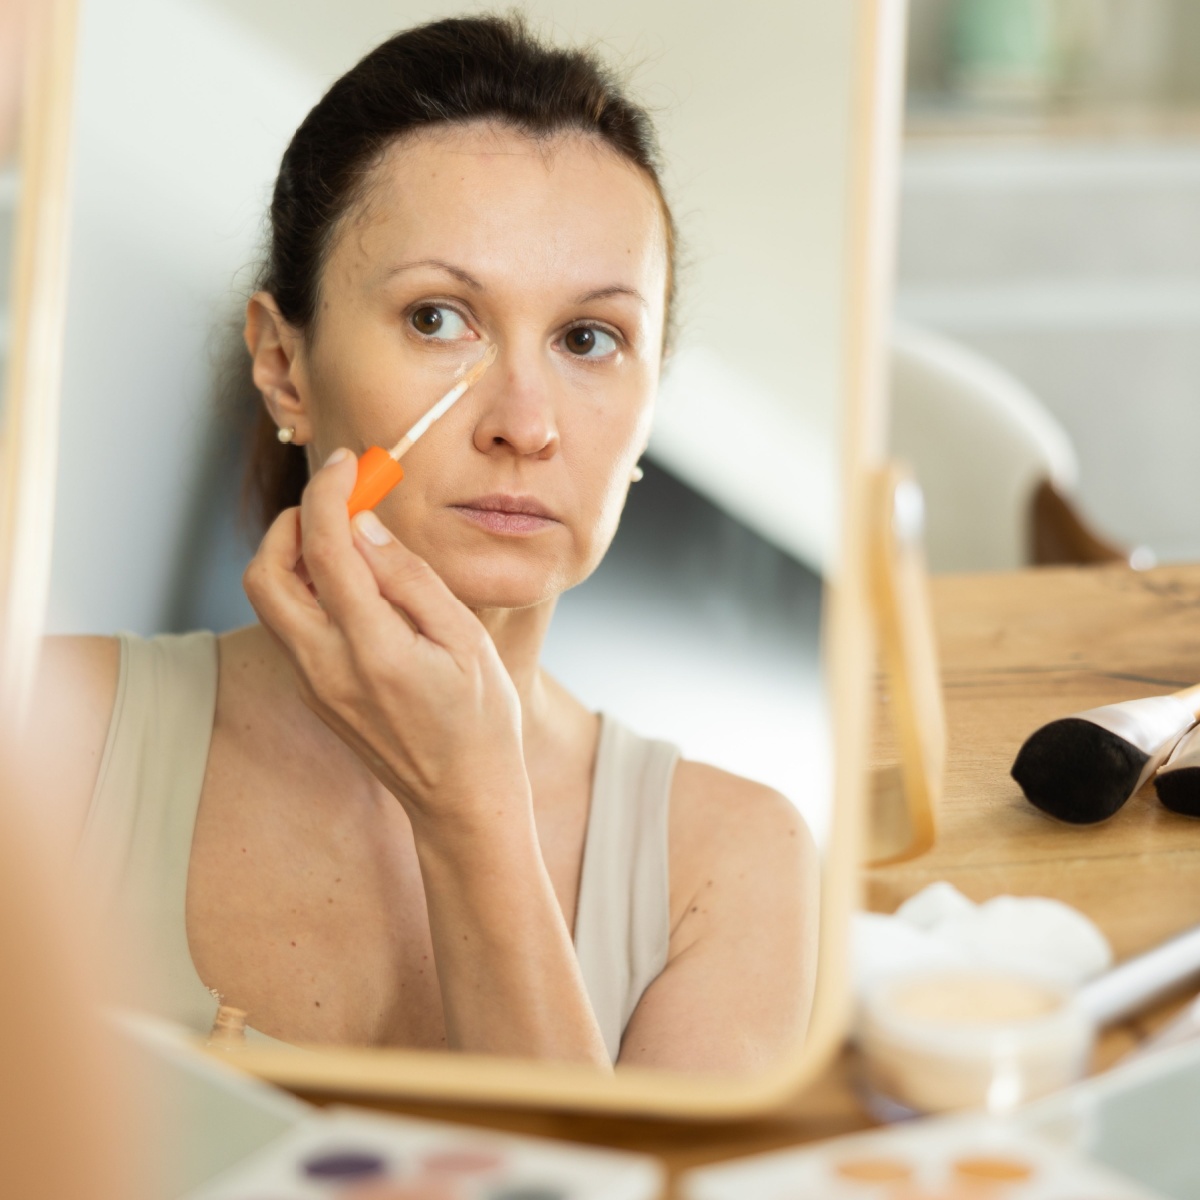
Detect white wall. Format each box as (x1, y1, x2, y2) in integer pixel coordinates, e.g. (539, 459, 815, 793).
(48, 0, 317, 633)
(896, 140, 1200, 563)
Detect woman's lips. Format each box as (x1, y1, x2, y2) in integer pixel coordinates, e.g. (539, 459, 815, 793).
(449, 494, 560, 535)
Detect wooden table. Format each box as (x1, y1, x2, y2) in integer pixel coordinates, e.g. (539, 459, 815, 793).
(322, 563, 1200, 1193)
(873, 563, 1200, 958)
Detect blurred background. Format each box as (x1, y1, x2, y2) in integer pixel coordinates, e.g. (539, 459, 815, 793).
(897, 0, 1200, 569)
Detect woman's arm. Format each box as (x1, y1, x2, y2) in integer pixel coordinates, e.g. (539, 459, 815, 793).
(413, 814, 609, 1062)
(243, 450, 610, 1066)
(616, 762, 819, 1073)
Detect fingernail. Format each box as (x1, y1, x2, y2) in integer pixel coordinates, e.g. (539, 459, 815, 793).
(354, 510, 392, 546)
(324, 447, 349, 467)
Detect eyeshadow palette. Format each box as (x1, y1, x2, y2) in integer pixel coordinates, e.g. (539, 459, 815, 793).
(183, 1106, 663, 1200)
(680, 1115, 1167, 1200)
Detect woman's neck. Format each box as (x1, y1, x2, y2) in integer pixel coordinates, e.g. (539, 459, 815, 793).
(472, 598, 558, 740)
(470, 600, 600, 804)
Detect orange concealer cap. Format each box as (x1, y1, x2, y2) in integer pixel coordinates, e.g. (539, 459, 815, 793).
(347, 445, 405, 517)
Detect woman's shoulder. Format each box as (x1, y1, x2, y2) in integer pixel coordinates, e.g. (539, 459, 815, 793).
(666, 757, 818, 929)
(38, 629, 219, 681)
(670, 757, 813, 853)
(37, 630, 219, 716)
(33, 634, 124, 743)
(26, 635, 123, 848)
(37, 631, 121, 684)
(594, 710, 813, 866)
(27, 632, 221, 848)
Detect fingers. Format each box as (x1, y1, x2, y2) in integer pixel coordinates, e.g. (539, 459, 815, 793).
(251, 450, 469, 674)
(299, 449, 395, 632)
(351, 511, 481, 650)
(242, 507, 325, 642)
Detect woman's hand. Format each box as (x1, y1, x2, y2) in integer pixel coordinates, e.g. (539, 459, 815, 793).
(242, 449, 530, 837)
(244, 451, 610, 1065)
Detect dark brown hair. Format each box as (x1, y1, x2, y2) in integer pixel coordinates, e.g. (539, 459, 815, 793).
(245, 12, 676, 530)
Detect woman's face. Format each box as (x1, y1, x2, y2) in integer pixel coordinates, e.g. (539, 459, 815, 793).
(287, 122, 669, 612)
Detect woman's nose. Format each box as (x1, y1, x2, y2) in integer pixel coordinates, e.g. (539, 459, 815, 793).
(470, 348, 559, 461)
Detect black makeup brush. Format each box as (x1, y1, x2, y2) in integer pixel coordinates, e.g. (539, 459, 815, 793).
(1011, 689, 1200, 824)
(1154, 722, 1200, 817)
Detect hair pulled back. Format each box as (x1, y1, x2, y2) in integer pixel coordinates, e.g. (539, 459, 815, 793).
(246, 12, 676, 530)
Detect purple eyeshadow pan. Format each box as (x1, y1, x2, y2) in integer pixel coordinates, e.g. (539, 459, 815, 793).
(302, 1148, 388, 1180)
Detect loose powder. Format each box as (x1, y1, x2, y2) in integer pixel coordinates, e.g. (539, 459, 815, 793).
(860, 970, 1093, 1115)
(890, 976, 1062, 1025)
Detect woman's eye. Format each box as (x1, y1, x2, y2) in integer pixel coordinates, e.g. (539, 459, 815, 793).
(409, 305, 472, 340)
(562, 326, 618, 358)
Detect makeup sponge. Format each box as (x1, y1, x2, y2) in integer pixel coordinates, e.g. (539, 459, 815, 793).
(1011, 695, 1196, 825)
(1011, 718, 1148, 825)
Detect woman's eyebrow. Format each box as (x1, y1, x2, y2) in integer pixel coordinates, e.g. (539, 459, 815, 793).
(379, 261, 646, 309)
(380, 259, 484, 289)
(577, 284, 648, 308)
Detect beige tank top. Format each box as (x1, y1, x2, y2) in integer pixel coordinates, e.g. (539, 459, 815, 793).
(77, 631, 679, 1062)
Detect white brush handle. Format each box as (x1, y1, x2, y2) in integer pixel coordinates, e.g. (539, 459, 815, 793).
(1077, 923, 1200, 1027)
(1079, 696, 1196, 792)
(1161, 721, 1200, 774)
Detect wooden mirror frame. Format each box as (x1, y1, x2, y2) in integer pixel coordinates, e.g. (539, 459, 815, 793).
(866, 463, 945, 868)
(0, 0, 78, 727)
(215, 0, 910, 1119)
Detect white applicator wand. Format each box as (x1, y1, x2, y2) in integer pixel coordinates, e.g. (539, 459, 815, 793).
(346, 343, 498, 517)
(1077, 921, 1200, 1027)
(1011, 685, 1200, 824)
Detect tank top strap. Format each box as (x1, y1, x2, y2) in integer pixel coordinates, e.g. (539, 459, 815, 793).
(573, 712, 680, 1062)
(77, 630, 220, 1027)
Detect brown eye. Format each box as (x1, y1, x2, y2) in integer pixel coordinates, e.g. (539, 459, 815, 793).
(411, 306, 443, 334)
(564, 327, 596, 355)
(561, 326, 617, 357)
(408, 305, 472, 341)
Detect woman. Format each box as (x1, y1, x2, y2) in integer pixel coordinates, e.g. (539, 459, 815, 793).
(36, 14, 817, 1072)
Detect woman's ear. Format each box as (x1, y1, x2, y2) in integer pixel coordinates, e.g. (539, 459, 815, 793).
(244, 292, 313, 444)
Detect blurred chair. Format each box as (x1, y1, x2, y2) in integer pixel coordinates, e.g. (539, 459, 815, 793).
(889, 323, 1134, 574)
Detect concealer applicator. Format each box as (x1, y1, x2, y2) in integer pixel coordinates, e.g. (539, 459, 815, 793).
(1154, 722, 1200, 817)
(347, 343, 498, 516)
(1011, 685, 1200, 824)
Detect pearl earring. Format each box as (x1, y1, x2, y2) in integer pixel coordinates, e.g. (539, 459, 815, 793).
(630, 464, 644, 483)
(277, 425, 296, 445)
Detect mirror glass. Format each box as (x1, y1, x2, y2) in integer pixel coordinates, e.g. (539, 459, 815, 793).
(1, 0, 76, 732)
(33, 0, 863, 1082)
